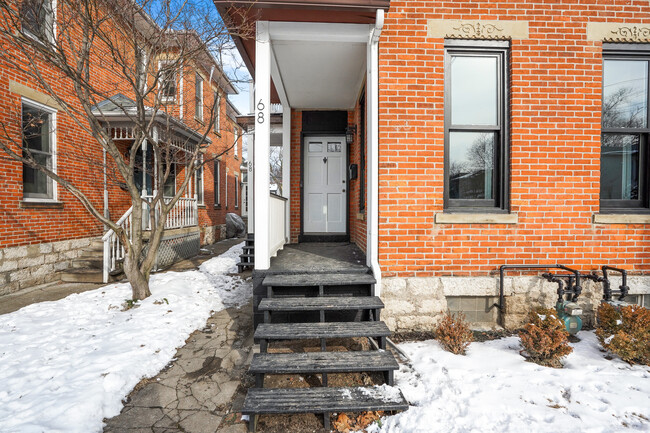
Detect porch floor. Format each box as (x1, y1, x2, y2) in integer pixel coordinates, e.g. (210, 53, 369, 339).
(268, 242, 369, 275)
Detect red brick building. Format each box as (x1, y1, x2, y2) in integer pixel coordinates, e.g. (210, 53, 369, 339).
(219, 0, 650, 330)
(0, 3, 242, 294)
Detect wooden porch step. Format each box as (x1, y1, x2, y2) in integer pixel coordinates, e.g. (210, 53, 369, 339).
(243, 386, 408, 431)
(258, 296, 384, 312)
(240, 254, 254, 258)
(262, 273, 376, 287)
(249, 350, 398, 375)
(255, 321, 390, 340)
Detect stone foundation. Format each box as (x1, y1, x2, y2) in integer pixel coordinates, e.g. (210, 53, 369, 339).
(381, 275, 650, 331)
(201, 224, 227, 246)
(0, 237, 95, 296)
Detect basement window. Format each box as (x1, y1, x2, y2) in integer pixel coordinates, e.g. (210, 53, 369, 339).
(444, 40, 510, 212)
(601, 45, 650, 212)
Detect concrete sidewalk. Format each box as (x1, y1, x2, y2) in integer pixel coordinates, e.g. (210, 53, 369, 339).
(0, 238, 245, 316)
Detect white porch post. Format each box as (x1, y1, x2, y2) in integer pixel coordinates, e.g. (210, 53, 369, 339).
(282, 105, 291, 242)
(254, 21, 271, 270)
(367, 10, 384, 294)
(248, 126, 254, 234)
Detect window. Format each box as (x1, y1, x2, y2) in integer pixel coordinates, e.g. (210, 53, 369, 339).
(225, 171, 229, 209)
(214, 91, 221, 134)
(601, 46, 650, 211)
(623, 294, 650, 309)
(444, 40, 509, 211)
(196, 157, 204, 204)
(21, 0, 54, 42)
(235, 172, 239, 208)
(159, 61, 177, 102)
(136, 48, 147, 93)
(233, 125, 239, 157)
(213, 159, 221, 207)
(22, 100, 56, 200)
(195, 73, 203, 122)
(163, 163, 175, 197)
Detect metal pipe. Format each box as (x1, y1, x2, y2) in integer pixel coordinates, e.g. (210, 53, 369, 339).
(602, 265, 629, 301)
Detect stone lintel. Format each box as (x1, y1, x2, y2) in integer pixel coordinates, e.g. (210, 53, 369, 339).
(428, 19, 529, 40)
(593, 214, 650, 225)
(9, 80, 63, 110)
(587, 22, 650, 42)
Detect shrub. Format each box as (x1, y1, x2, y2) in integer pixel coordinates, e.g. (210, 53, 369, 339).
(519, 308, 573, 368)
(596, 302, 650, 365)
(435, 311, 473, 355)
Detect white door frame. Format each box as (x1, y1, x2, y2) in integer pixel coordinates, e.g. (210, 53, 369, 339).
(302, 134, 348, 236)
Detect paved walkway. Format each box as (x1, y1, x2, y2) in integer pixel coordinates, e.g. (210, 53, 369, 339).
(103, 301, 254, 433)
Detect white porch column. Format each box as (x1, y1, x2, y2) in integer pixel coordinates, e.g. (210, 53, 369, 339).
(248, 125, 254, 234)
(254, 21, 271, 270)
(367, 10, 384, 293)
(282, 104, 291, 242)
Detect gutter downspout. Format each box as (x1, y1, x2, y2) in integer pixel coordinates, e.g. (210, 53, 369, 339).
(368, 9, 384, 295)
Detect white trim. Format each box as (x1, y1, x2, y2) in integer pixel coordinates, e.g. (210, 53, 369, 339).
(21, 97, 58, 201)
(269, 21, 370, 43)
(254, 21, 272, 270)
(179, 61, 184, 118)
(225, 168, 229, 209)
(195, 72, 204, 122)
(367, 10, 383, 295)
(282, 104, 291, 240)
(158, 60, 178, 103)
(235, 172, 239, 208)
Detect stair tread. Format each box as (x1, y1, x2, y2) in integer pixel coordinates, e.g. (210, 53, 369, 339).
(263, 273, 376, 287)
(259, 296, 384, 311)
(250, 350, 398, 374)
(255, 321, 390, 340)
(243, 386, 408, 414)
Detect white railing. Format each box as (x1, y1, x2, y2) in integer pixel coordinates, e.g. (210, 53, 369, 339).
(269, 193, 287, 258)
(102, 206, 133, 283)
(103, 196, 198, 282)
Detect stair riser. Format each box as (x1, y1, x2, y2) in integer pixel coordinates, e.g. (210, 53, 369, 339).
(60, 271, 104, 284)
(268, 285, 372, 299)
(71, 259, 104, 269)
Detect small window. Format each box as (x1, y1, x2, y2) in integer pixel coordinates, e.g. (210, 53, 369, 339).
(235, 172, 239, 208)
(22, 100, 56, 200)
(213, 159, 221, 207)
(195, 73, 203, 122)
(21, 0, 54, 42)
(214, 92, 221, 134)
(444, 41, 509, 211)
(196, 157, 204, 205)
(163, 163, 175, 197)
(159, 61, 177, 102)
(601, 48, 650, 211)
(234, 125, 239, 157)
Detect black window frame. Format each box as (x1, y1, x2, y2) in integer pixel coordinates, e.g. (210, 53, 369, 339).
(600, 43, 650, 213)
(443, 39, 510, 212)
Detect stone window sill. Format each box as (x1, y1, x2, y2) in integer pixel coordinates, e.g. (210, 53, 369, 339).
(435, 212, 518, 224)
(593, 214, 650, 224)
(20, 200, 64, 209)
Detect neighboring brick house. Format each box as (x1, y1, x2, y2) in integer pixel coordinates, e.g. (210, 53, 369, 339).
(218, 0, 650, 330)
(0, 2, 242, 294)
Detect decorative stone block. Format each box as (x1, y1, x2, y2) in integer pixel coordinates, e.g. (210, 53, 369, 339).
(428, 19, 529, 40)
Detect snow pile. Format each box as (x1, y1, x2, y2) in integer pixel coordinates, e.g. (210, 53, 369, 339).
(360, 385, 404, 403)
(0, 243, 250, 433)
(373, 332, 650, 433)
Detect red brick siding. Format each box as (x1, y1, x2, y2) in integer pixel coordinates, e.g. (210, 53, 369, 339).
(378, 0, 650, 277)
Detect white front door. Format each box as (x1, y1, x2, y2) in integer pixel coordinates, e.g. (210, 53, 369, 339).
(303, 136, 347, 234)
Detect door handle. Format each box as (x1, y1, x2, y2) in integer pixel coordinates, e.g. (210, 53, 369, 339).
(323, 157, 328, 164)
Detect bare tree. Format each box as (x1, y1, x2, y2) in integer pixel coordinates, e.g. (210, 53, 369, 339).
(269, 146, 282, 195)
(0, 0, 251, 299)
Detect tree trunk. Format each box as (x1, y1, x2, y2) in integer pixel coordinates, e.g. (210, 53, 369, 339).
(123, 250, 152, 300)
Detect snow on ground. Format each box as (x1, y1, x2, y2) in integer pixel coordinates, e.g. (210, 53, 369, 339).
(0, 243, 250, 433)
(372, 332, 650, 433)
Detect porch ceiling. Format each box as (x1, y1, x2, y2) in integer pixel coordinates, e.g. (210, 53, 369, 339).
(269, 22, 368, 110)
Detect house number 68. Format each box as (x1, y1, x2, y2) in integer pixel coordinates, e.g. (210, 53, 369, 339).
(256, 100, 265, 124)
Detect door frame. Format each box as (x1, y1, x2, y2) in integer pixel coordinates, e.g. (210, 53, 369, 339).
(299, 132, 350, 242)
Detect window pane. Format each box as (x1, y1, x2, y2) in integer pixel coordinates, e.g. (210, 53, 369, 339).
(23, 105, 50, 153)
(23, 153, 51, 197)
(451, 56, 498, 126)
(601, 134, 639, 200)
(309, 142, 323, 152)
(449, 132, 495, 200)
(163, 164, 175, 197)
(603, 60, 648, 128)
(327, 142, 341, 153)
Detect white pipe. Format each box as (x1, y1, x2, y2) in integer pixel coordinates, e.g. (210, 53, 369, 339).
(368, 9, 384, 295)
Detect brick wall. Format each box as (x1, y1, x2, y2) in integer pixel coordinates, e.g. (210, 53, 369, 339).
(378, 0, 650, 278)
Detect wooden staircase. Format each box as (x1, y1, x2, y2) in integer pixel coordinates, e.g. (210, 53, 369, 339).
(237, 234, 254, 272)
(242, 272, 408, 432)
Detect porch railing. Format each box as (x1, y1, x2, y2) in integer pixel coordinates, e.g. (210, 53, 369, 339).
(269, 193, 287, 258)
(102, 196, 198, 282)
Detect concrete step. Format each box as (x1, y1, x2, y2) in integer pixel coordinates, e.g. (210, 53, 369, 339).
(60, 268, 104, 283)
(71, 259, 103, 269)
